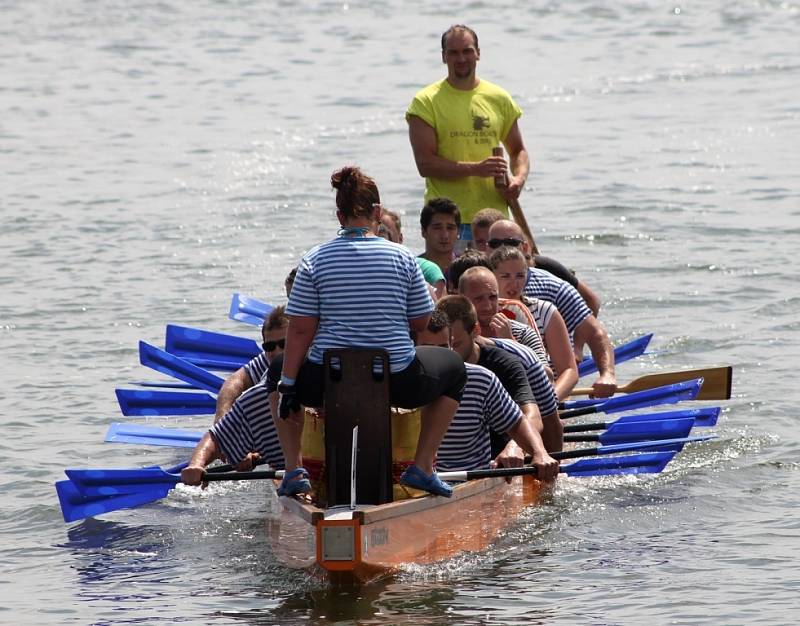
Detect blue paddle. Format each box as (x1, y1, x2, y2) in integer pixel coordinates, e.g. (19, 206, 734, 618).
(563, 417, 695, 444)
(559, 378, 703, 419)
(229, 293, 274, 326)
(565, 407, 720, 433)
(68, 435, 712, 498)
(577, 333, 653, 378)
(105, 422, 204, 447)
(165, 324, 259, 369)
(58, 447, 680, 523)
(139, 342, 224, 395)
(441, 451, 677, 481)
(115, 388, 216, 416)
(132, 381, 198, 390)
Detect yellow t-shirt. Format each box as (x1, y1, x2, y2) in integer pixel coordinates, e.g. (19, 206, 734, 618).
(406, 79, 523, 224)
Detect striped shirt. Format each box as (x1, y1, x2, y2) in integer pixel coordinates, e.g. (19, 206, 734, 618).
(437, 363, 522, 472)
(287, 236, 433, 372)
(524, 267, 592, 335)
(209, 380, 284, 469)
(509, 318, 547, 362)
(522, 295, 557, 337)
(243, 351, 269, 385)
(492, 338, 559, 417)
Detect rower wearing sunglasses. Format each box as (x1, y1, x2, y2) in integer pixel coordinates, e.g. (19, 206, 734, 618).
(212, 306, 289, 422)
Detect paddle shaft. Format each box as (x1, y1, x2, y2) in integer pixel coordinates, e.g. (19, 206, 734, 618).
(492, 146, 537, 253)
(204, 469, 283, 482)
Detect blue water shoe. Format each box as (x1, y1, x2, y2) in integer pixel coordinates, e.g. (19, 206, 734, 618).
(400, 465, 453, 498)
(277, 467, 311, 497)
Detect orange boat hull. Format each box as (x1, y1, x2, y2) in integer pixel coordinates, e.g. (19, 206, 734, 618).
(266, 475, 544, 585)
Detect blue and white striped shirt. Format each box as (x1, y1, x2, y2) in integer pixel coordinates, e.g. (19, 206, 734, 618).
(436, 363, 522, 472)
(243, 351, 269, 385)
(492, 338, 559, 418)
(509, 318, 547, 362)
(209, 380, 284, 470)
(287, 236, 433, 372)
(524, 267, 591, 335)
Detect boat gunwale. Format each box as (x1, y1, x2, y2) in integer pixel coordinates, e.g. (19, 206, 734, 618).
(278, 475, 522, 527)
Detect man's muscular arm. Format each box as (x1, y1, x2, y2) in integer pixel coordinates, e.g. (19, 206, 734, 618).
(502, 121, 530, 200)
(408, 115, 507, 179)
(214, 368, 253, 422)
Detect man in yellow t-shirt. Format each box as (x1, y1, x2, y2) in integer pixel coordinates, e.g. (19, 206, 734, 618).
(406, 24, 531, 240)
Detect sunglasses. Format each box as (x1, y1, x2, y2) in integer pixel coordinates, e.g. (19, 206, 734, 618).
(262, 338, 286, 352)
(488, 238, 523, 249)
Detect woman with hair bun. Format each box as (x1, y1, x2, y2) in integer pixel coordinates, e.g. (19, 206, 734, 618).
(268, 166, 466, 498)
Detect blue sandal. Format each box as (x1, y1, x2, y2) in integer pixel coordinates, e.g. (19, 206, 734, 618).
(400, 465, 452, 498)
(277, 467, 311, 497)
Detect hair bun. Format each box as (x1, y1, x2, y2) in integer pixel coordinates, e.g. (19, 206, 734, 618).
(331, 166, 360, 191)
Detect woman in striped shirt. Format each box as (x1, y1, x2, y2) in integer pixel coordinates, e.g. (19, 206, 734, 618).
(270, 166, 466, 498)
(490, 245, 579, 401)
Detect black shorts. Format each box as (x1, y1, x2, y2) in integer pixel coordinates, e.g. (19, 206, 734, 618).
(267, 346, 466, 411)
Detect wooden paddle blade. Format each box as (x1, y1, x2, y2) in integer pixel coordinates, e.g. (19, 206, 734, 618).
(572, 366, 733, 400)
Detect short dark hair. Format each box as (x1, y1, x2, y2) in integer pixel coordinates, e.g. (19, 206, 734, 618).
(263, 305, 288, 332)
(436, 295, 477, 332)
(410, 309, 450, 343)
(420, 197, 461, 231)
(441, 25, 479, 52)
(427, 309, 449, 334)
(448, 248, 489, 293)
(284, 267, 298, 296)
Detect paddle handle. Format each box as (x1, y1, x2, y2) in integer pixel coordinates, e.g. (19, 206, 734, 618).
(204, 470, 283, 482)
(562, 433, 601, 443)
(559, 405, 599, 419)
(492, 146, 507, 188)
(562, 421, 607, 433)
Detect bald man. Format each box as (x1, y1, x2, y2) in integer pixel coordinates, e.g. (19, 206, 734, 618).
(457, 266, 545, 356)
(487, 221, 615, 397)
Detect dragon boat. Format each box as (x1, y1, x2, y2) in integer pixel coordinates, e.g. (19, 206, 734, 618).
(57, 295, 729, 586)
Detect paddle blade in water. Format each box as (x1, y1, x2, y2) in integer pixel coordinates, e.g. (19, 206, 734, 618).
(595, 434, 716, 456)
(66, 466, 181, 496)
(565, 417, 696, 444)
(561, 451, 676, 476)
(115, 388, 216, 416)
(229, 293, 274, 326)
(612, 406, 721, 428)
(595, 417, 695, 444)
(105, 422, 204, 448)
(56, 479, 173, 523)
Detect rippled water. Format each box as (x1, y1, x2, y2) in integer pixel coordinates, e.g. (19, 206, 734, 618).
(2, 1, 798, 624)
